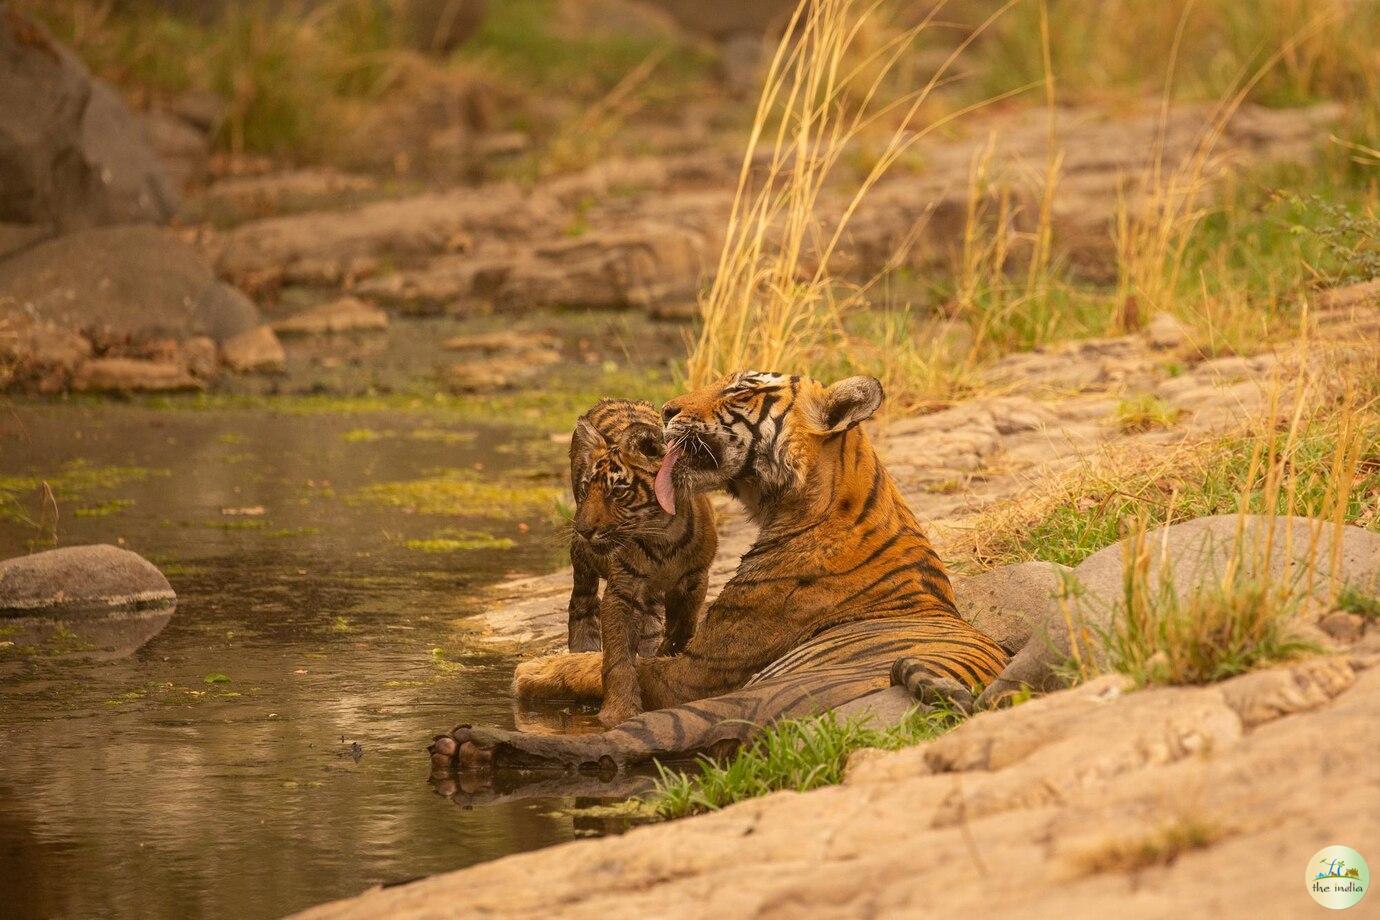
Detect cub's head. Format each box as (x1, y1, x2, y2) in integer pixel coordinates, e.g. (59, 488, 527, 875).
(568, 399, 669, 553)
(657, 371, 883, 513)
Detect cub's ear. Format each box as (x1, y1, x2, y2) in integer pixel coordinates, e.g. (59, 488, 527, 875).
(820, 376, 883, 432)
(569, 417, 605, 501)
(571, 417, 603, 450)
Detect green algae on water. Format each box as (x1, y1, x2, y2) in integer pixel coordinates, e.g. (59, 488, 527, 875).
(0, 461, 166, 522)
(349, 468, 561, 519)
(74, 498, 136, 518)
(404, 530, 517, 553)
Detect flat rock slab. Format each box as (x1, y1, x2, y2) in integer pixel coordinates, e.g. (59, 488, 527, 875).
(0, 544, 174, 617)
(271, 296, 389, 336)
(296, 657, 1379, 919)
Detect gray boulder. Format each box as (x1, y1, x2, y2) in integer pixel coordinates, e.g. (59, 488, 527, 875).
(0, 224, 259, 347)
(0, 544, 176, 666)
(0, 544, 174, 615)
(0, 5, 177, 232)
(954, 560, 1069, 655)
(978, 515, 1380, 706)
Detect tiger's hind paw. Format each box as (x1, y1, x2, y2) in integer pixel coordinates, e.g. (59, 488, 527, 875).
(890, 657, 975, 715)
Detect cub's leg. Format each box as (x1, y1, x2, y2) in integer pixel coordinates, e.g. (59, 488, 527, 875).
(636, 599, 667, 658)
(596, 563, 652, 726)
(567, 542, 602, 652)
(658, 569, 708, 656)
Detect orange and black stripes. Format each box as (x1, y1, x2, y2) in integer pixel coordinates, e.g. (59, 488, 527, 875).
(493, 372, 1007, 768)
(559, 400, 717, 725)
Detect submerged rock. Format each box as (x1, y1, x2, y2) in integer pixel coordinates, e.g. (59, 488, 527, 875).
(0, 545, 176, 665)
(0, 544, 174, 615)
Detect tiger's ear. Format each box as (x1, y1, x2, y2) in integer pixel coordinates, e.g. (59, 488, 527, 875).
(819, 376, 883, 432)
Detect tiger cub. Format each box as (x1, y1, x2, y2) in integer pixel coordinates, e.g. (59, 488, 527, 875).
(565, 398, 717, 726)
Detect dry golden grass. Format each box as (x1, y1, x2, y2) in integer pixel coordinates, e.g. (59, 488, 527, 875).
(686, 0, 1028, 387)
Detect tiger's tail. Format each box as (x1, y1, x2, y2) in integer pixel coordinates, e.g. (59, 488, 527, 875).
(512, 652, 604, 702)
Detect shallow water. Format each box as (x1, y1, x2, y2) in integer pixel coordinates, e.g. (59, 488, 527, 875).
(0, 402, 636, 919)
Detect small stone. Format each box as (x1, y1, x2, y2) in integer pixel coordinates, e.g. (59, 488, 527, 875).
(72, 357, 202, 393)
(180, 336, 220, 379)
(1143, 312, 1191, 350)
(1318, 611, 1365, 644)
(441, 330, 560, 354)
(221, 325, 286, 373)
(271, 297, 389, 336)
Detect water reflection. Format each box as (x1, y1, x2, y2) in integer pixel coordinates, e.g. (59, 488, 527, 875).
(0, 403, 603, 920)
(0, 603, 176, 674)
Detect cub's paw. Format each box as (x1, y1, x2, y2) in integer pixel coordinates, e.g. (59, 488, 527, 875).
(597, 699, 642, 727)
(568, 617, 602, 653)
(890, 657, 975, 715)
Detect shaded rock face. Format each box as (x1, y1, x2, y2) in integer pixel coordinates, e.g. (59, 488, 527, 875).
(0, 224, 257, 346)
(0, 544, 174, 615)
(0, 5, 177, 233)
(0, 224, 270, 392)
(953, 560, 1068, 655)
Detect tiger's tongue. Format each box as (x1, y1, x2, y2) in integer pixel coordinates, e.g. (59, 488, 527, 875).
(654, 443, 682, 515)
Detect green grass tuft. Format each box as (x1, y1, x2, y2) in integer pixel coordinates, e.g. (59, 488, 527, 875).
(1063, 548, 1321, 688)
(971, 414, 1380, 570)
(1337, 585, 1380, 619)
(651, 707, 961, 819)
(1073, 816, 1230, 875)
(348, 468, 560, 519)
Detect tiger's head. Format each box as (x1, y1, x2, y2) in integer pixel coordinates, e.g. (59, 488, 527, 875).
(568, 398, 670, 553)
(656, 371, 883, 517)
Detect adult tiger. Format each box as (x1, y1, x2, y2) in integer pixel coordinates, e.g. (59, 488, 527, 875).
(432, 372, 1007, 772)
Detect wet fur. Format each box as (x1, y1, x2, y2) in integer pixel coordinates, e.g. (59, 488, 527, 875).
(551, 399, 717, 725)
(517, 374, 1006, 714)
